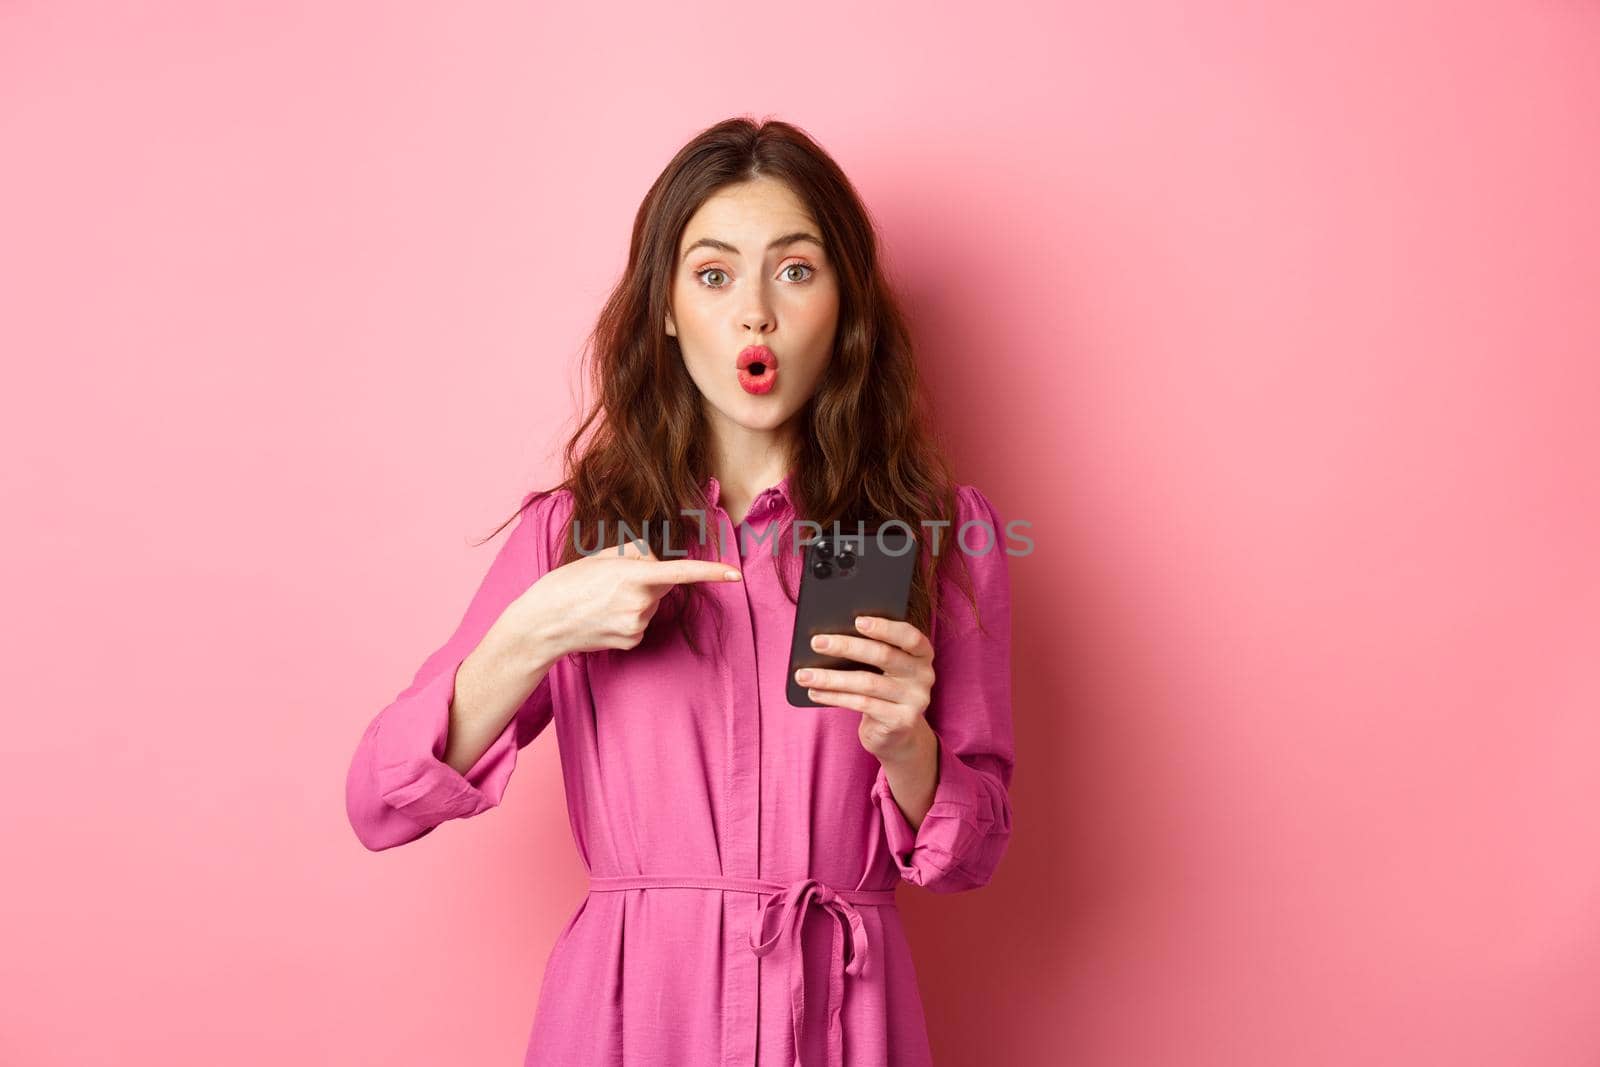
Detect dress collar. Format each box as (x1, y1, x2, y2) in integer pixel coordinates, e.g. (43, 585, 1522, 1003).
(701, 470, 794, 514)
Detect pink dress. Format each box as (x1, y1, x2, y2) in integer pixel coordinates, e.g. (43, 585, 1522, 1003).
(345, 473, 1016, 1066)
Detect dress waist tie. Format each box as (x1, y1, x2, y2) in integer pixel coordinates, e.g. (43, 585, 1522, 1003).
(587, 874, 898, 1067)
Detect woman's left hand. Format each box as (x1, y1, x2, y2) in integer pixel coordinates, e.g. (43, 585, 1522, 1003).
(794, 615, 936, 763)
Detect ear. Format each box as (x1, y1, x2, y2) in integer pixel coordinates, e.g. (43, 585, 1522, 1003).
(664, 308, 676, 338)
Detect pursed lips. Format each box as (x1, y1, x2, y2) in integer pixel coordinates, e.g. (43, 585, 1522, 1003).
(736, 345, 778, 371)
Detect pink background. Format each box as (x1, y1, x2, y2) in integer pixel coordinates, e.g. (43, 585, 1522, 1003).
(4, 3, 1598, 1064)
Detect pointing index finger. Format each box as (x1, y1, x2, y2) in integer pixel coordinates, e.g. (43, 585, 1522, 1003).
(639, 558, 743, 587)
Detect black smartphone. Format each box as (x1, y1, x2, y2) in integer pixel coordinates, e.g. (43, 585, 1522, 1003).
(786, 526, 919, 708)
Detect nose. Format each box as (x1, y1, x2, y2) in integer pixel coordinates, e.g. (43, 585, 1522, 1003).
(738, 284, 775, 334)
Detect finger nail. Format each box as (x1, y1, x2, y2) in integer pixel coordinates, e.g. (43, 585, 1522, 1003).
(795, 669, 813, 683)
(811, 635, 831, 650)
(725, 570, 741, 580)
(856, 616, 873, 630)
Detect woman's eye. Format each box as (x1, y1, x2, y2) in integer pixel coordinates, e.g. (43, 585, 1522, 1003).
(696, 268, 729, 288)
(782, 263, 816, 283)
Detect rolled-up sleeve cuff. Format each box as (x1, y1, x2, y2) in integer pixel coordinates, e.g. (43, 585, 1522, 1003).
(871, 731, 1005, 888)
(368, 657, 525, 826)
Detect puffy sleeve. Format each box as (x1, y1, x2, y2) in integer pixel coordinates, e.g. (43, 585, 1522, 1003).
(871, 483, 1016, 892)
(344, 490, 567, 852)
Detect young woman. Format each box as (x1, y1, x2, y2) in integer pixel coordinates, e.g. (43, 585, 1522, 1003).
(345, 116, 1016, 1067)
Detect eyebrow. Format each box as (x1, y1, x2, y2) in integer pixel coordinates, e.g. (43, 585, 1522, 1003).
(680, 231, 824, 263)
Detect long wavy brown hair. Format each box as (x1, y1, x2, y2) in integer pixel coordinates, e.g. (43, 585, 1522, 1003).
(478, 115, 985, 665)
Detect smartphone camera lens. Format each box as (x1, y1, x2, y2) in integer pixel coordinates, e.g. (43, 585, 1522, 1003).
(814, 539, 834, 561)
(811, 559, 833, 579)
(836, 547, 856, 571)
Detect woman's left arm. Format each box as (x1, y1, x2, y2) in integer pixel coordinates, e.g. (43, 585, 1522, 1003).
(797, 485, 1017, 893)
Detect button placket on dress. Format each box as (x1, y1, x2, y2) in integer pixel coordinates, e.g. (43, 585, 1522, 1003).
(710, 475, 766, 1066)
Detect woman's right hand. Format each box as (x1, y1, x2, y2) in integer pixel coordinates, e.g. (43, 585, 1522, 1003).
(498, 538, 741, 660)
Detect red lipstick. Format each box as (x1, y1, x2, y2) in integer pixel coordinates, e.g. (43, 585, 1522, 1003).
(736, 345, 779, 395)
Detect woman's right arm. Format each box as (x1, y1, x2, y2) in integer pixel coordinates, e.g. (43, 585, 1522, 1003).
(344, 490, 568, 852)
(345, 491, 740, 852)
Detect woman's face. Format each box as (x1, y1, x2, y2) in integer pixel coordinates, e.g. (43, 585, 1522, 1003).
(667, 177, 839, 438)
